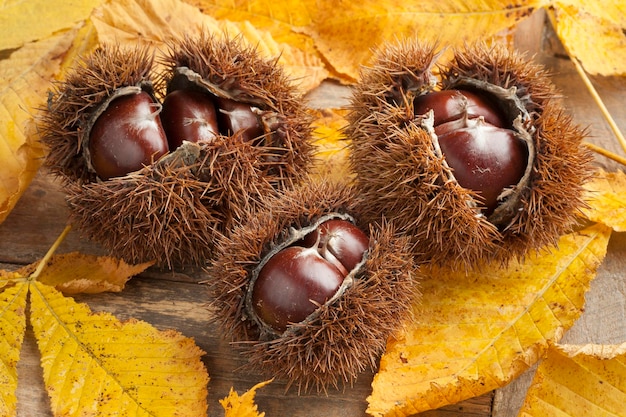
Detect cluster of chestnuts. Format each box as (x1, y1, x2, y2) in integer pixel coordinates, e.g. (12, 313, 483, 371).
(40, 32, 593, 392)
(207, 40, 592, 389)
(40, 33, 312, 267)
(87, 77, 266, 181)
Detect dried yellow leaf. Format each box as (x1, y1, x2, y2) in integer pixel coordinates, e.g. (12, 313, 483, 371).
(183, 0, 328, 81)
(31, 252, 154, 294)
(368, 223, 611, 417)
(220, 380, 272, 417)
(309, 108, 352, 183)
(187, 0, 541, 82)
(57, 20, 101, 79)
(90, 0, 327, 91)
(29, 282, 209, 417)
(0, 0, 102, 50)
(519, 342, 626, 416)
(584, 169, 626, 232)
(551, 1, 626, 76)
(301, 0, 542, 81)
(184, 0, 314, 38)
(0, 31, 75, 224)
(0, 283, 28, 417)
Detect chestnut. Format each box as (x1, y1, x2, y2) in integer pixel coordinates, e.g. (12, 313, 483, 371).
(300, 219, 370, 273)
(215, 97, 264, 142)
(251, 218, 369, 332)
(435, 117, 528, 214)
(415, 89, 529, 215)
(252, 246, 344, 332)
(160, 89, 219, 150)
(414, 89, 507, 128)
(88, 91, 169, 180)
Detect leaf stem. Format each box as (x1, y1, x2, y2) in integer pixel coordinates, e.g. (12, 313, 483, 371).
(31, 224, 72, 280)
(572, 57, 626, 154)
(584, 142, 626, 167)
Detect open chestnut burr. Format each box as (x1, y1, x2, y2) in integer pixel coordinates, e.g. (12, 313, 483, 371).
(39, 33, 313, 268)
(346, 40, 594, 269)
(207, 180, 419, 391)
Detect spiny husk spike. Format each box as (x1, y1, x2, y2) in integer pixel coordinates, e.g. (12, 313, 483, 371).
(207, 180, 419, 391)
(40, 44, 156, 183)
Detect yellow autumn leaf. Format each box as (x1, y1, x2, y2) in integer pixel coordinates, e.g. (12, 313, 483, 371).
(57, 20, 101, 79)
(0, 271, 22, 291)
(220, 380, 272, 417)
(309, 108, 352, 182)
(90, 0, 327, 91)
(0, 31, 76, 224)
(299, 0, 542, 81)
(367, 223, 611, 417)
(584, 169, 626, 232)
(0, 0, 103, 50)
(183, 0, 314, 43)
(550, 1, 626, 76)
(0, 283, 28, 417)
(29, 281, 209, 417)
(183, 0, 327, 78)
(31, 252, 154, 294)
(519, 342, 626, 416)
(186, 0, 542, 82)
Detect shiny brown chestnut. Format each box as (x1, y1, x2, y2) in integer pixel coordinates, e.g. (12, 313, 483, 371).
(215, 96, 264, 142)
(414, 89, 528, 215)
(160, 89, 265, 151)
(251, 218, 369, 332)
(414, 89, 507, 128)
(435, 117, 527, 215)
(160, 89, 219, 149)
(88, 91, 169, 180)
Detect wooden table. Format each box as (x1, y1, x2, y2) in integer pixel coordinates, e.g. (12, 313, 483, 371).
(1, 13, 625, 417)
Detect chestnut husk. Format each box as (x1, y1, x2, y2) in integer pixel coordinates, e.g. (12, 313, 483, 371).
(158, 32, 313, 190)
(207, 180, 419, 391)
(39, 34, 314, 268)
(346, 40, 594, 269)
